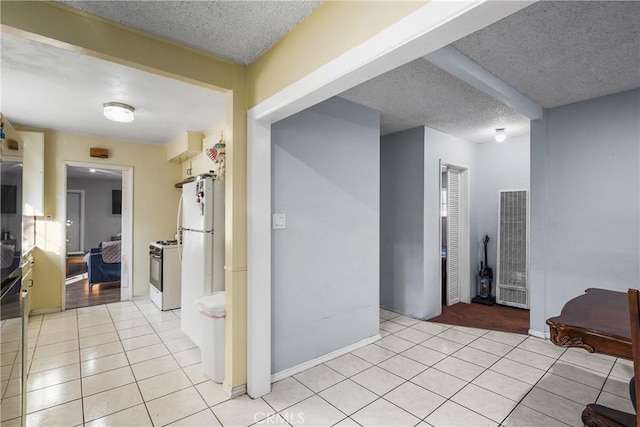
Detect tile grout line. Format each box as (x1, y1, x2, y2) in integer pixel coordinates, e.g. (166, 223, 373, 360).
(435, 323, 618, 425)
(496, 349, 575, 426)
(427, 323, 573, 426)
(390, 325, 498, 424)
(24, 303, 623, 426)
(75, 308, 87, 427)
(131, 300, 172, 427)
(384, 316, 575, 425)
(108, 301, 153, 426)
(134, 301, 215, 426)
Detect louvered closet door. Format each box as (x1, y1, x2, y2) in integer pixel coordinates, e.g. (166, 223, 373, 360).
(446, 169, 461, 305)
(497, 190, 529, 308)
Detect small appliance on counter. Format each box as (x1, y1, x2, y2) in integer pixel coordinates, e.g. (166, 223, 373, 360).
(149, 240, 181, 310)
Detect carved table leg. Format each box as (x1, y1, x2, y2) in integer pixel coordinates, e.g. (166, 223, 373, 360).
(582, 403, 635, 427)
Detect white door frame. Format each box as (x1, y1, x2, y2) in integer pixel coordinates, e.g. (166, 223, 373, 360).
(246, 1, 534, 398)
(440, 163, 471, 307)
(62, 162, 134, 310)
(66, 189, 85, 255)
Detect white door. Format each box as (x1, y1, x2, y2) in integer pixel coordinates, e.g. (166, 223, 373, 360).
(446, 169, 461, 305)
(66, 191, 84, 255)
(180, 229, 214, 347)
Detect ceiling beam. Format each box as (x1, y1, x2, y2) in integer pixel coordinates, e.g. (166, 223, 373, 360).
(425, 45, 543, 120)
(0, 1, 235, 92)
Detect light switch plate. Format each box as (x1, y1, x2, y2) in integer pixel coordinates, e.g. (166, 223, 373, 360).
(272, 213, 286, 230)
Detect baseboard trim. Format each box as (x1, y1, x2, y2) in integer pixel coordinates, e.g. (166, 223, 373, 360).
(29, 308, 61, 316)
(271, 333, 382, 383)
(223, 382, 247, 399)
(528, 329, 549, 339)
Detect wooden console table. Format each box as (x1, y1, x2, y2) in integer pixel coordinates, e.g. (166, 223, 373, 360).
(547, 288, 632, 360)
(547, 288, 636, 427)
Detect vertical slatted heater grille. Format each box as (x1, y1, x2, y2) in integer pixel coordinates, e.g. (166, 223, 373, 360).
(497, 190, 529, 308)
(447, 169, 461, 305)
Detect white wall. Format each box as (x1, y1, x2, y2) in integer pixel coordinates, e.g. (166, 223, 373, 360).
(423, 127, 478, 316)
(380, 127, 425, 318)
(271, 97, 380, 373)
(68, 178, 122, 250)
(475, 135, 530, 287)
(530, 89, 640, 334)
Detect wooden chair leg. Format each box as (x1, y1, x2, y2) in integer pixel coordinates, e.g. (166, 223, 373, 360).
(582, 403, 635, 427)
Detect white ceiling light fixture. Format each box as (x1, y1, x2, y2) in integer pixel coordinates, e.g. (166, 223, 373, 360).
(103, 102, 135, 123)
(494, 128, 506, 143)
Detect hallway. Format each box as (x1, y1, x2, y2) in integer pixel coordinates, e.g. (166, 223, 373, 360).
(1, 302, 634, 426)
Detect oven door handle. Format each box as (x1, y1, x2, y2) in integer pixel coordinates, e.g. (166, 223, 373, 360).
(149, 254, 162, 259)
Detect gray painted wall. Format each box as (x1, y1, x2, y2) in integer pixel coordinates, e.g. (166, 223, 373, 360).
(68, 178, 122, 251)
(476, 135, 530, 289)
(423, 127, 479, 316)
(271, 97, 380, 373)
(380, 127, 425, 317)
(530, 89, 640, 334)
(381, 127, 530, 319)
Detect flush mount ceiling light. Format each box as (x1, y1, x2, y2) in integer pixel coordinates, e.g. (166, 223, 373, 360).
(103, 102, 135, 123)
(494, 128, 506, 143)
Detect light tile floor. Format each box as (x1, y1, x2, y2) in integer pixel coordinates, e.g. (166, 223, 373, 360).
(1, 302, 636, 426)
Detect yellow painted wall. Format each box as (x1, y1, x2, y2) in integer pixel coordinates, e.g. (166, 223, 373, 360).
(24, 129, 181, 310)
(248, 0, 426, 107)
(3, 0, 428, 391)
(1, 1, 235, 92)
(223, 70, 249, 390)
(179, 123, 225, 179)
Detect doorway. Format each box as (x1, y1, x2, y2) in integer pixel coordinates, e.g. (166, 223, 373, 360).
(66, 190, 85, 255)
(440, 163, 470, 307)
(63, 162, 133, 310)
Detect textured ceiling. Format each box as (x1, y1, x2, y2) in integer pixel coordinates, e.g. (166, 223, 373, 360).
(4, 1, 638, 147)
(57, 0, 322, 65)
(453, 1, 640, 108)
(340, 1, 639, 142)
(1, 33, 226, 145)
(339, 59, 530, 143)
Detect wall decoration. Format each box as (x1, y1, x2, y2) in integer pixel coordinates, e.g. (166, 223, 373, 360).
(205, 134, 226, 181)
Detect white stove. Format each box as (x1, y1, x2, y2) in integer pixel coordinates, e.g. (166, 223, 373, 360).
(149, 240, 181, 310)
(150, 240, 179, 249)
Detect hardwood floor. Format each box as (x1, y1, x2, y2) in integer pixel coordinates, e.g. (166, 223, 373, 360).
(66, 279, 121, 309)
(428, 301, 530, 335)
(66, 255, 87, 277)
(65, 255, 121, 309)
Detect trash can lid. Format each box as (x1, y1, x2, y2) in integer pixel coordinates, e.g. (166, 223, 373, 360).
(196, 291, 226, 316)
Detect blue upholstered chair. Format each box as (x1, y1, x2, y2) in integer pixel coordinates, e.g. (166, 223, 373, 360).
(86, 242, 121, 291)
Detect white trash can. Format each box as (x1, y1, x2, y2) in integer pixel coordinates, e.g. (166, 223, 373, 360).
(195, 291, 225, 383)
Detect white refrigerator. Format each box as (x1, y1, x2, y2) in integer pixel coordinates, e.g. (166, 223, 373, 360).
(180, 176, 225, 347)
